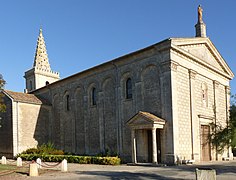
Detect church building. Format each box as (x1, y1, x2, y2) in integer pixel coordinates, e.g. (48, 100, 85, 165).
(0, 6, 234, 164)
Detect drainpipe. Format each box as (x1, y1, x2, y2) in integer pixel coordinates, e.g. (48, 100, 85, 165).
(189, 71, 194, 160)
(213, 81, 217, 160)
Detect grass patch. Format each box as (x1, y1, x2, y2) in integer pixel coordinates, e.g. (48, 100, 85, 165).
(0, 164, 16, 171)
(0, 164, 29, 178)
(0, 164, 60, 178)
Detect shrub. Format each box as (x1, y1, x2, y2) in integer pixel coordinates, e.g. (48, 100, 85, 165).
(20, 142, 65, 156)
(18, 142, 121, 165)
(37, 142, 64, 155)
(22, 148, 40, 154)
(17, 154, 121, 165)
(50, 150, 64, 155)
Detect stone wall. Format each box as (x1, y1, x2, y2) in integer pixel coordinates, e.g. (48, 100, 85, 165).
(176, 66, 191, 160)
(30, 39, 232, 163)
(33, 47, 172, 162)
(25, 67, 59, 91)
(17, 103, 50, 154)
(171, 42, 231, 162)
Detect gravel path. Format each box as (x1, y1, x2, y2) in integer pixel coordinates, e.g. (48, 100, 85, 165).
(1, 160, 236, 180)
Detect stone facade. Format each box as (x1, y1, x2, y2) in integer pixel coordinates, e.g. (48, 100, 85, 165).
(0, 7, 234, 164)
(31, 46, 170, 162)
(0, 90, 50, 158)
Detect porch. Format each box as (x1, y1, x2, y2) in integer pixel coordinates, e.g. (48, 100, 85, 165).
(127, 111, 165, 164)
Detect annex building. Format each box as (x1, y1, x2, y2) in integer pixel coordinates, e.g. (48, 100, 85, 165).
(0, 6, 234, 164)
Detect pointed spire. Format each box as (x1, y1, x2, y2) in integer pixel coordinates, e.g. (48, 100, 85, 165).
(195, 5, 207, 37)
(33, 27, 51, 71)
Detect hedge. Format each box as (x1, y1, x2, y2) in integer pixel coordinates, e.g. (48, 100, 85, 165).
(17, 154, 121, 165)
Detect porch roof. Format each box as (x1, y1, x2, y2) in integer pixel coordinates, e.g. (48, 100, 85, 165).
(127, 111, 165, 129)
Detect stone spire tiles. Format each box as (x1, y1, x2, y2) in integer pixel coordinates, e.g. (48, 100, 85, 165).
(24, 27, 60, 92)
(33, 28, 51, 71)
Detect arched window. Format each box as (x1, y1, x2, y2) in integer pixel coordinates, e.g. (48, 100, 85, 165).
(92, 87, 97, 105)
(66, 94, 70, 111)
(46, 81, 49, 85)
(202, 83, 208, 107)
(126, 78, 132, 99)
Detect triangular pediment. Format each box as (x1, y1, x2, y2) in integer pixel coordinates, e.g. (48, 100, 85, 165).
(180, 44, 223, 71)
(127, 111, 165, 129)
(128, 116, 153, 126)
(171, 38, 234, 79)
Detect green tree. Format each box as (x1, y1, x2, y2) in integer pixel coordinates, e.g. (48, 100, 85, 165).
(0, 74, 6, 112)
(230, 95, 236, 149)
(210, 94, 236, 154)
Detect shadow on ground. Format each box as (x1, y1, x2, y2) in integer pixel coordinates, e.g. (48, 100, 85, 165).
(169, 163, 236, 176)
(75, 171, 185, 180)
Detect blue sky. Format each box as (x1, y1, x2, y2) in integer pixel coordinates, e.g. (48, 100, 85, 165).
(0, 0, 236, 95)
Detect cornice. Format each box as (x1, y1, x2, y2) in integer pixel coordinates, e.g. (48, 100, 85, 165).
(198, 114, 214, 120)
(206, 38, 234, 78)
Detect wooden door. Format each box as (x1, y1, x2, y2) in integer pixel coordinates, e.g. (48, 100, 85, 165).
(201, 125, 211, 161)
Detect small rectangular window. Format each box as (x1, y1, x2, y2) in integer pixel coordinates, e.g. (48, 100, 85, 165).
(126, 78, 132, 99)
(66, 95, 70, 111)
(92, 88, 97, 105)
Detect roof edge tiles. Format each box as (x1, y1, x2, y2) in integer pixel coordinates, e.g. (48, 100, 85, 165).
(3, 90, 50, 105)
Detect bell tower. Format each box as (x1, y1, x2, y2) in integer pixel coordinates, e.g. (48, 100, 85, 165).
(24, 28, 60, 92)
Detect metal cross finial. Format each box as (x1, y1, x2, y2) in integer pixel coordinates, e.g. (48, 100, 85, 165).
(40, 25, 43, 33)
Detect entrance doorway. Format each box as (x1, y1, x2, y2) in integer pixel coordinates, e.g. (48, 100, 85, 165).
(126, 111, 165, 164)
(201, 125, 211, 161)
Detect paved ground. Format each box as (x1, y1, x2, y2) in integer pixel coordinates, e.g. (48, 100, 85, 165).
(1, 160, 236, 180)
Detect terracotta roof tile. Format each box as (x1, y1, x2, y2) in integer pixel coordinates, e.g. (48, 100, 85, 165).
(4, 90, 50, 105)
(138, 111, 165, 123)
